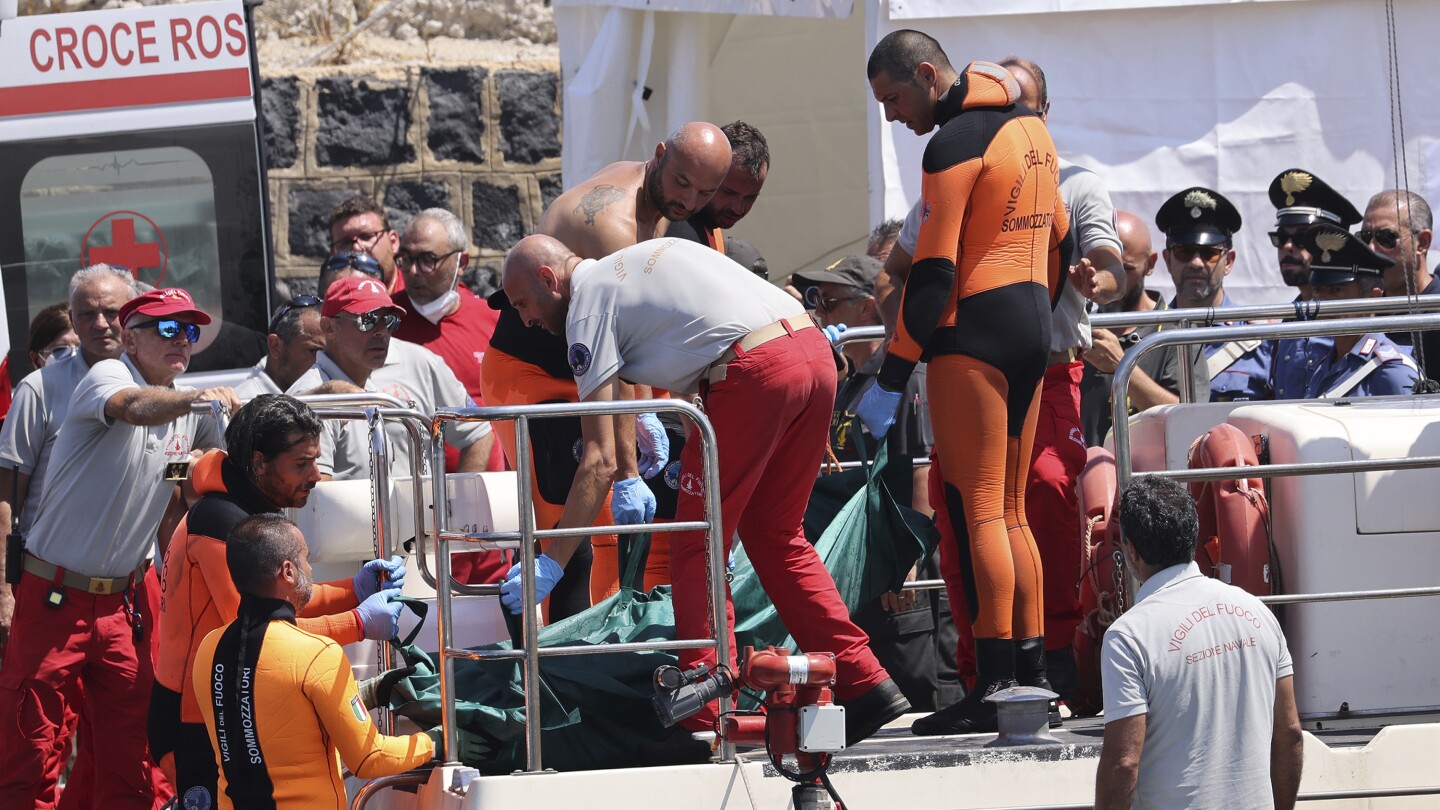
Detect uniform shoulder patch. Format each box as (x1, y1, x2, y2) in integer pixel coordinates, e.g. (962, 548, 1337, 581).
(350, 694, 369, 723)
(568, 343, 592, 376)
(1358, 337, 1377, 356)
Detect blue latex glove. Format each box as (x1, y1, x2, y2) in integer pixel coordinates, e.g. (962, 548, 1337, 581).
(353, 555, 406, 599)
(499, 554, 564, 615)
(635, 413, 670, 479)
(611, 476, 657, 525)
(355, 588, 403, 641)
(856, 383, 904, 439)
(823, 323, 848, 343)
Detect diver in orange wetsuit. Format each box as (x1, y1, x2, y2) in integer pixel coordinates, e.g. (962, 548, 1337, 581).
(860, 31, 1072, 735)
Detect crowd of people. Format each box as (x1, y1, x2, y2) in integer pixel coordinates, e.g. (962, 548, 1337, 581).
(1, 24, 1431, 810)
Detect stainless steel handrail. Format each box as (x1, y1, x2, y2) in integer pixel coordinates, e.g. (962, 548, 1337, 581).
(1110, 312, 1440, 491)
(986, 784, 1440, 810)
(429, 398, 731, 772)
(348, 766, 434, 810)
(1090, 293, 1440, 331)
(830, 324, 886, 347)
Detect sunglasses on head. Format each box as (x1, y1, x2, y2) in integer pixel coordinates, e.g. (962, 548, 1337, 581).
(322, 253, 384, 278)
(268, 294, 322, 334)
(132, 319, 201, 343)
(1358, 228, 1406, 249)
(1168, 244, 1227, 264)
(339, 310, 401, 333)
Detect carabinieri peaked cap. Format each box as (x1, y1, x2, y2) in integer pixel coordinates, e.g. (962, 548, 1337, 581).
(1269, 168, 1362, 228)
(1155, 186, 1242, 247)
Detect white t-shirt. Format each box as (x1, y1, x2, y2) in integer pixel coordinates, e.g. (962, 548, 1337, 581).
(897, 158, 1121, 353)
(1101, 561, 1293, 810)
(566, 238, 804, 399)
(0, 353, 94, 534)
(288, 340, 489, 480)
(233, 358, 282, 401)
(27, 354, 222, 577)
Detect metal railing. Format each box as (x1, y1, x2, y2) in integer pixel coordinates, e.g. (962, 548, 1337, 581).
(1093, 295, 1440, 405)
(986, 785, 1440, 810)
(429, 398, 731, 771)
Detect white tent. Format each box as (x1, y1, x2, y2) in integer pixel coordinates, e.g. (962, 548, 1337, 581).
(554, 0, 1437, 304)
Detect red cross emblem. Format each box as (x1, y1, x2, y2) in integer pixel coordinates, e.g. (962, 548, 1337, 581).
(81, 211, 169, 283)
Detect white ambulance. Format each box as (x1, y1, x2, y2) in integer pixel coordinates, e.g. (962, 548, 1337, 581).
(0, 0, 273, 391)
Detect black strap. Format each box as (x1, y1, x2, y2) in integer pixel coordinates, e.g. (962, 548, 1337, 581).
(390, 596, 428, 647)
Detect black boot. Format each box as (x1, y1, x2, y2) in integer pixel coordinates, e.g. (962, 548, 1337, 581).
(1016, 636, 1062, 728)
(911, 638, 1016, 736)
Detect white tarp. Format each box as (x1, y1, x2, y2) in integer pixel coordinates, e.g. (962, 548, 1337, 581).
(554, 0, 850, 17)
(890, 0, 1303, 19)
(557, 0, 1438, 303)
(869, 0, 1438, 303)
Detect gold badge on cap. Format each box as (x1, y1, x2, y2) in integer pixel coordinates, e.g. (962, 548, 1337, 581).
(1281, 171, 1313, 206)
(1315, 231, 1346, 263)
(1184, 189, 1216, 219)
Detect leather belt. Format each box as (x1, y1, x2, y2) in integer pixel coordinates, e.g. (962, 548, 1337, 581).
(1048, 348, 1078, 366)
(708, 314, 816, 384)
(23, 552, 148, 595)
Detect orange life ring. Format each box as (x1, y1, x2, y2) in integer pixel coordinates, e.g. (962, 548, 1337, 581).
(1069, 447, 1126, 718)
(1187, 423, 1273, 597)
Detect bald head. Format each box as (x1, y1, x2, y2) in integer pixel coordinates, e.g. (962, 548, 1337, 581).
(647, 122, 733, 223)
(999, 56, 1047, 118)
(502, 234, 577, 335)
(1114, 210, 1157, 311)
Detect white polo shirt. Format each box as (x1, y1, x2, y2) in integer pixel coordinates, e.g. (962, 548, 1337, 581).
(0, 352, 94, 534)
(1101, 561, 1293, 809)
(233, 358, 283, 401)
(565, 238, 804, 399)
(27, 353, 222, 577)
(288, 340, 489, 480)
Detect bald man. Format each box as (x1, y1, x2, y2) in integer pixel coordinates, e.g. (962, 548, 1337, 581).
(483, 123, 733, 608)
(501, 234, 909, 746)
(1080, 211, 1206, 445)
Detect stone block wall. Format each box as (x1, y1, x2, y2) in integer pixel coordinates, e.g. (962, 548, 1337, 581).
(260, 59, 561, 294)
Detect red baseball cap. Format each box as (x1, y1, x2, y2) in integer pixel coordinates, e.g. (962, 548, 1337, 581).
(322, 276, 407, 318)
(119, 288, 212, 328)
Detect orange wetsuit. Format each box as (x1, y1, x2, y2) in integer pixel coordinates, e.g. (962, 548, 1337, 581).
(193, 596, 434, 809)
(150, 451, 363, 794)
(879, 62, 1072, 644)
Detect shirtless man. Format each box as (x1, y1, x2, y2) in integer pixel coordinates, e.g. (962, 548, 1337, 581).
(482, 122, 732, 610)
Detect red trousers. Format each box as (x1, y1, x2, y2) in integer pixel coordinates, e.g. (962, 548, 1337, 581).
(670, 326, 886, 727)
(0, 566, 167, 808)
(936, 360, 1087, 681)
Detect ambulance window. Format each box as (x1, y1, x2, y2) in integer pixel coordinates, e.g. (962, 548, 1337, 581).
(19, 146, 224, 355)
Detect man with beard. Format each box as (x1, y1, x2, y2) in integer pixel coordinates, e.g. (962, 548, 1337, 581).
(1265, 169, 1362, 399)
(483, 123, 732, 608)
(1080, 212, 1206, 444)
(193, 515, 431, 808)
(666, 120, 769, 252)
(1157, 187, 1273, 401)
(149, 395, 405, 808)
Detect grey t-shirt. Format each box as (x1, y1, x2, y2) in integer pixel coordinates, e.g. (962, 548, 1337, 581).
(27, 353, 223, 577)
(1102, 562, 1293, 809)
(233, 358, 282, 400)
(288, 341, 489, 480)
(0, 353, 93, 533)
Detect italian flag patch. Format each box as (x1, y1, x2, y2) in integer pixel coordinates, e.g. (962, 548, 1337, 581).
(351, 695, 368, 723)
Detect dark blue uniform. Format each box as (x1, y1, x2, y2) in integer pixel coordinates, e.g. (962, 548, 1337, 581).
(1304, 332, 1418, 398)
(1197, 297, 1274, 402)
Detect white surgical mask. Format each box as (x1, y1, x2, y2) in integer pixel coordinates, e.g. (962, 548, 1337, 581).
(411, 266, 462, 324)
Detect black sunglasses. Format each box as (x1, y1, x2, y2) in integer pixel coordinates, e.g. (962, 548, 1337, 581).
(338, 310, 401, 333)
(132, 319, 201, 343)
(322, 253, 384, 278)
(268, 294, 322, 334)
(1357, 228, 1406, 249)
(1168, 244, 1227, 264)
(1268, 230, 1305, 248)
(395, 249, 462, 272)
